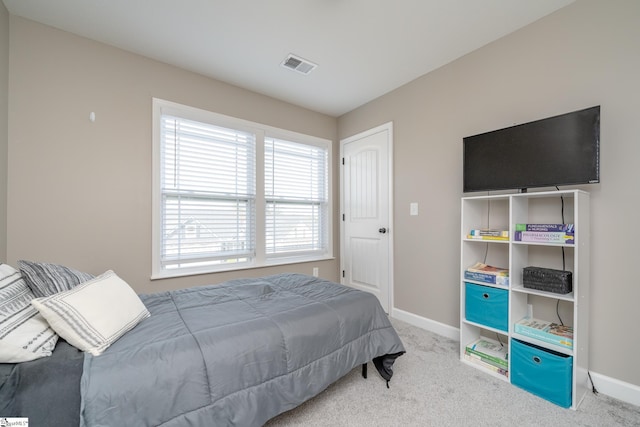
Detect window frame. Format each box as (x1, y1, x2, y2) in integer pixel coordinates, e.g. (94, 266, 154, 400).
(152, 98, 333, 279)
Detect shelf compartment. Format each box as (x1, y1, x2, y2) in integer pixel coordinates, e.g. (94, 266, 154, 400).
(465, 283, 508, 332)
(462, 334, 509, 381)
(511, 191, 576, 227)
(511, 284, 574, 302)
(461, 196, 509, 242)
(461, 240, 509, 273)
(511, 339, 573, 408)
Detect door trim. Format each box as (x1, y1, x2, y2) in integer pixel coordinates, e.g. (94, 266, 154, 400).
(339, 121, 394, 312)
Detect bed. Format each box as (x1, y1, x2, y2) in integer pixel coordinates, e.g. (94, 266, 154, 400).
(1, 272, 405, 426)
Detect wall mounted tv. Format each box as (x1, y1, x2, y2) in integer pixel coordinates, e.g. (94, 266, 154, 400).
(463, 106, 600, 193)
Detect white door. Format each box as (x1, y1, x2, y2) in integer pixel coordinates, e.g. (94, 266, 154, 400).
(340, 122, 393, 312)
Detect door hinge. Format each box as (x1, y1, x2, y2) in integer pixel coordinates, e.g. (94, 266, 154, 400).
(342, 157, 345, 165)
(342, 270, 345, 278)
(342, 213, 345, 221)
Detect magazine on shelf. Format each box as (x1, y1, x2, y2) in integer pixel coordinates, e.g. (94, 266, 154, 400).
(514, 317, 574, 349)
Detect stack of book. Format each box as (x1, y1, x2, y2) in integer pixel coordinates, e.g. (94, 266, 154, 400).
(467, 228, 509, 241)
(514, 317, 574, 349)
(514, 224, 574, 245)
(464, 337, 508, 377)
(464, 262, 509, 286)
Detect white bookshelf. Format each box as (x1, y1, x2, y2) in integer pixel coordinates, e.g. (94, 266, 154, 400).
(460, 189, 590, 409)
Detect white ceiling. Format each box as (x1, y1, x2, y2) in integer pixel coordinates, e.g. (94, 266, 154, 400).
(3, 0, 574, 117)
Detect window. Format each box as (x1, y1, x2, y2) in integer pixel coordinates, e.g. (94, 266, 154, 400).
(152, 99, 332, 278)
(159, 116, 256, 271)
(265, 137, 328, 258)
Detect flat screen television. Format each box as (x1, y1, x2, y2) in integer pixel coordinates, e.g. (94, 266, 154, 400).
(463, 106, 600, 193)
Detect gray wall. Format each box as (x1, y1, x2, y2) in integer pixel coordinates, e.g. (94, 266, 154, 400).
(338, 0, 640, 387)
(0, 2, 8, 261)
(6, 16, 339, 294)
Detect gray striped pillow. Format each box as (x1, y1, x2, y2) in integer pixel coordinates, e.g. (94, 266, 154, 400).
(0, 263, 59, 362)
(18, 260, 94, 298)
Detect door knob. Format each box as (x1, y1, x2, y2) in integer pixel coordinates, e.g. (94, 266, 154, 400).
(378, 227, 387, 234)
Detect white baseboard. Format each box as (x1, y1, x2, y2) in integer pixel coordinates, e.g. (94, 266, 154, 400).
(390, 307, 640, 408)
(391, 308, 459, 341)
(588, 372, 640, 407)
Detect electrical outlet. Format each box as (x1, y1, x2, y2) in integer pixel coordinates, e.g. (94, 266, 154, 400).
(312, 267, 319, 277)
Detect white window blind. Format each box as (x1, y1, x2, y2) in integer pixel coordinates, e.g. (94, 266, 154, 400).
(160, 115, 256, 270)
(265, 137, 328, 258)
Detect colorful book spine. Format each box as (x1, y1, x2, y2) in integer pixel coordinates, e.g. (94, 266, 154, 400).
(464, 271, 509, 286)
(514, 318, 574, 349)
(514, 231, 574, 244)
(469, 229, 509, 238)
(515, 223, 574, 233)
(467, 235, 509, 241)
(463, 353, 509, 377)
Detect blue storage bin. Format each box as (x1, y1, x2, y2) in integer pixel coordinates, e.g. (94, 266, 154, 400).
(465, 283, 508, 331)
(511, 339, 573, 408)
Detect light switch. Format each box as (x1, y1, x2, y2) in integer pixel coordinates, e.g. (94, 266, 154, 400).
(410, 202, 419, 216)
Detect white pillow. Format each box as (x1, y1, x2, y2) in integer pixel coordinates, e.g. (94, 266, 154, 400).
(0, 263, 58, 363)
(32, 270, 150, 356)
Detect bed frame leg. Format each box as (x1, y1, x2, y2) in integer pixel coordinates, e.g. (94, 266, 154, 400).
(362, 363, 367, 379)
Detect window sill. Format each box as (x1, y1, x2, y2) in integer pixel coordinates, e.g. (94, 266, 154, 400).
(150, 255, 335, 281)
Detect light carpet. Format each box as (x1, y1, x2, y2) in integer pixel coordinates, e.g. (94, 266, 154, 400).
(267, 318, 640, 426)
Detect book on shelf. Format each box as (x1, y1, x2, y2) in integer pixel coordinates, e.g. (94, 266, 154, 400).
(463, 353, 509, 377)
(513, 230, 574, 245)
(464, 337, 508, 369)
(514, 317, 574, 349)
(515, 223, 574, 233)
(464, 271, 509, 286)
(466, 234, 509, 241)
(464, 262, 509, 286)
(466, 262, 508, 276)
(464, 348, 508, 372)
(469, 229, 509, 238)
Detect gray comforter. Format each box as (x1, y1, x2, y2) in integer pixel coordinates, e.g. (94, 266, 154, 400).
(80, 273, 405, 426)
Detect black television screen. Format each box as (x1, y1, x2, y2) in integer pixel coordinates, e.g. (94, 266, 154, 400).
(463, 106, 600, 193)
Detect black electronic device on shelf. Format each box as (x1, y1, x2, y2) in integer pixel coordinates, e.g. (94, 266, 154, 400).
(463, 106, 600, 193)
(523, 266, 573, 294)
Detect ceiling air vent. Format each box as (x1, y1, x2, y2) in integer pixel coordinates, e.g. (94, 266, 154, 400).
(281, 54, 317, 75)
